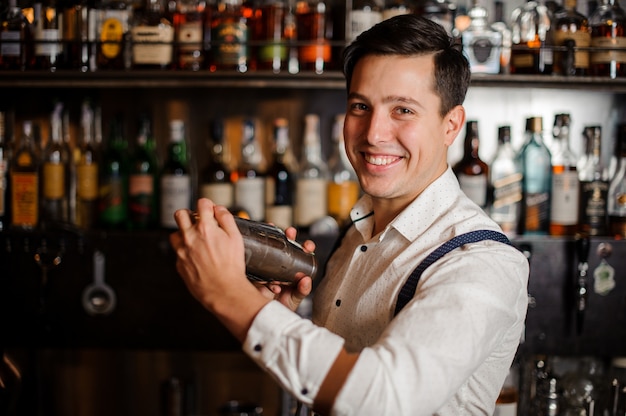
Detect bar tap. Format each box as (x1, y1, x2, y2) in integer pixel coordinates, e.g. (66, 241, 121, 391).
(575, 234, 591, 335)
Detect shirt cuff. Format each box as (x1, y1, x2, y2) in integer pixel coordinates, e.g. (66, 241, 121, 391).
(243, 300, 345, 405)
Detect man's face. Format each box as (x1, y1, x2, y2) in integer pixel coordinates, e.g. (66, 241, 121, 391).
(344, 54, 461, 208)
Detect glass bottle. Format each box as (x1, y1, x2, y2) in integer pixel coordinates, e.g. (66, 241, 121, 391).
(75, 100, 99, 230)
(517, 116, 552, 235)
(552, 0, 591, 76)
(0, 0, 34, 71)
(62, 0, 93, 72)
(491, 0, 512, 74)
(462, 1, 502, 74)
(495, 363, 519, 416)
(489, 125, 522, 238)
(200, 118, 234, 208)
(578, 125, 609, 235)
(233, 119, 266, 221)
(589, 0, 626, 78)
(98, 114, 129, 229)
(295, 0, 333, 74)
(209, 0, 249, 73)
(131, 0, 175, 69)
(265, 117, 296, 230)
(608, 123, 626, 238)
(41, 102, 72, 225)
(160, 119, 191, 229)
(0, 112, 10, 231)
(173, 0, 206, 70)
(348, 0, 383, 43)
(10, 120, 40, 230)
(93, 0, 132, 70)
(294, 113, 329, 229)
(32, 0, 63, 71)
(510, 0, 554, 75)
(327, 113, 359, 228)
(252, 0, 293, 73)
(415, 0, 457, 36)
(549, 113, 580, 236)
(453, 120, 489, 209)
(129, 113, 159, 229)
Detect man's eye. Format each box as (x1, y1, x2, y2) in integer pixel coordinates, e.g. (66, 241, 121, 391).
(351, 103, 368, 111)
(395, 107, 413, 115)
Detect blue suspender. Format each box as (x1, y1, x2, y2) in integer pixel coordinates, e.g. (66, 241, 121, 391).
(393, 230, 512, 317)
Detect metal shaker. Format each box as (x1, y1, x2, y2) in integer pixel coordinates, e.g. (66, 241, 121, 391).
(234, 217, 318, 285)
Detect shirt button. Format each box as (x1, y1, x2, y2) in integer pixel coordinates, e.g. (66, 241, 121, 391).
(254, 344, 262, 352)
(301, 388, 309, 395)
(336, 299, 341, 307)
(360, 245, 367, 252)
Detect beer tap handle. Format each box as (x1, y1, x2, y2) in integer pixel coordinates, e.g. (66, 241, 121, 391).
(575, 233, 590, 335)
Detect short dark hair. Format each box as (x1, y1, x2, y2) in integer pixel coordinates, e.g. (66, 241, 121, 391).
(342, 15, 471, 118)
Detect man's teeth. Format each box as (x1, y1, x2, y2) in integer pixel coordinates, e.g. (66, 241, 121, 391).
(365, 155, 397, 166)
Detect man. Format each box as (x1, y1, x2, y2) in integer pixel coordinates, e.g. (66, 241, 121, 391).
(170, 14, 529, 416)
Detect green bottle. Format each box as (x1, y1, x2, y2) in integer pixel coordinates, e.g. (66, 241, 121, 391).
(129, 114, 159, 229)
(98, 114, 129, 229)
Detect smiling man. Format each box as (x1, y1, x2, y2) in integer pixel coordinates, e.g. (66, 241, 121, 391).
(170, 14, 529, 416)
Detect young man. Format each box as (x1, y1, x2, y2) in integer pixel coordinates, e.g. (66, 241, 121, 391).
(170, 14, 529, 416)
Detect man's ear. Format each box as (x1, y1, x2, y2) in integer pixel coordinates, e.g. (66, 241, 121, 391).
(443, 105, 466, 147)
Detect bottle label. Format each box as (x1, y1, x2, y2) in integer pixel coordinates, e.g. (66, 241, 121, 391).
(524, 192, 550, 233)
(213, 21, 248, 66)
(299, 42, 331, 65)
(295, 177, 327, 227)
(265, 205, 293, 231)
(100, 15, 126, 59)
(458, 173, 488, 207)
(590, 37, 626, 65)
(132, 25, 174, 65)
(11, 172, 39, 227)
(77, 163, 99, 200)
(554, 31, 590, 69)
(235, 177, 265, 221)
(200, 182, 234, 207)
(550, 169, 579, 225)
(177, 21, 203, 52)
(161, 174, 191, 228)
(43, 163, 66, 200)
(349, 10, 382, 41)
(99, 176, 127, 225)
(580, 180, 609, 235)
(35, 28, 62, 57)
(129, 173, 154, 197)
(0, 32, 21, 57)
(327, 181, 360, 223)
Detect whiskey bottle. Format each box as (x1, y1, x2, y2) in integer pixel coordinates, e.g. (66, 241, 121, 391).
(41, 102, 72, 225)
(462, 2, 502, 74)
(62, 0, 93, 72)
(32, 0, 64, 71)
(552, 0, 591, 76)
(549, 113, 580, 236)
(75, 100, 99, 230)
(489, 126, 522, 238)
(348, 0, 383, 43)
(295, 0, 332, 74)
(0, 0, 33, 70)
(160, 120, 191, 229)
(173, 0, 206, 70)
(453, 120, 489, 209)
(93, 0, 132, 70)
(578, 125, 609, 235)
(129, 114, 159, 229)
(510, 0, 554, 75)
(589, 0, 626, 78)
(265, 117, 296, 230)
(327, 113, 359, 228)
(0, 112, 10, 231)
(10, 121, 40, 230)
(491, 1, 512, 74)
(233, 119, 266, 221)
(252, 0, 293, 73)
(98, 114, 129, 229)
(517, 117, 552, 235)
(608, 123, 626, 238)
(294, 113, 329, 228)
(131, 0, 175, 69)
(200, 118, 234, 208)
(209, 0, 249, 72)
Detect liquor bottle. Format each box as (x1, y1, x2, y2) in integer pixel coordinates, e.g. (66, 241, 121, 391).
(251, 0, 291, 73)
(462, 2, 502, 74)
(41, 102, 72, 225)
(0, 112, 10, 231)
(517, 116, 552, 235)
(579, 125, 609, 235)
(382, 0, 413, 20)
(93, 0, 133, 70)
(348, 0, 383, 43)
(294, 113, 329, 229)
(327, 113, 359, 228)
(415, 0, 457, 36)
(200, 118, 234, 208)
(160, 119, 191, 229)
(0, 0, 34, 70)
(453, 120, 489, 209)
(265, 117, 296, 230)
(295, 0, 333, 74)
(131, 0, 175, 69)
(491, 0, 512, 74)
(98, 114, 129, 229)
(32, 0, 63, 71)
(608, 123, 626, 238)
(495, 363, 520, 416)
(549, 113, 580, 236)
(209, 0, 249, 73)
(489, 126, 522, 238)
(510, 0, 554, 75)
(10, 121, 40, 230)
(129, 114, 158, 229)
(62, 0, 93, 72)
(589, 0, 626, 78)
(75, 100, 99, 230)
(233, 119, 266, 221)
(552, 0, 591, 76)
(173, 0, 206, 70)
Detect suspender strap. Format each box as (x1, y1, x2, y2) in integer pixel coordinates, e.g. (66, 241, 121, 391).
(393, 230, 512, 317)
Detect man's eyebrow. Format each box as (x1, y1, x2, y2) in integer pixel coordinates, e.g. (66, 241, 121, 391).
(347, 92, 422, 108)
